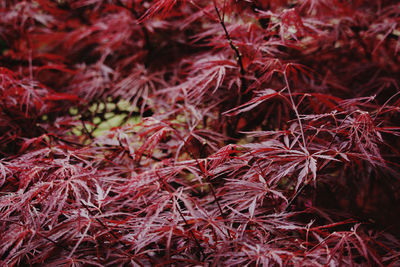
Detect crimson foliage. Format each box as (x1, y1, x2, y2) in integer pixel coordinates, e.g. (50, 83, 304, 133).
(1, 0, 400, 266)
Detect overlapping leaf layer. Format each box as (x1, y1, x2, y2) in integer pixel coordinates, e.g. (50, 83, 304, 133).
(0, 0, 399, 266)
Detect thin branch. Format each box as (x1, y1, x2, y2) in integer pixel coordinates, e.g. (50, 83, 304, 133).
(117, 138, 162, 163)
(117, 0, 153, 67)
(79, 201, 144, 266)
(213, 1, 245, 75)
(284, 67, 307, 150)
(80, 119, 94, 140)
(282, 66, 314, 212)
(284, 183, 307, 212)
(36, 124, 84, 147)
(155, 172, 206, 260)
(176, 132, 233, 240)
(0, 219, 72, 253)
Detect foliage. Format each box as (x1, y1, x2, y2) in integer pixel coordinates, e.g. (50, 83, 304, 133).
(1, 0, 400, 266)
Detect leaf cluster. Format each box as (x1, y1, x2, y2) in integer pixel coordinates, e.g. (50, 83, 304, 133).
(0, 0, 400, 266)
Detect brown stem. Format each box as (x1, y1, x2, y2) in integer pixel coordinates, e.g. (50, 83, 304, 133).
(213, 1, 245, 76)
(79, 201, 144, 266)
(155, 172, 206, 260)
(173, 129, 233, 240)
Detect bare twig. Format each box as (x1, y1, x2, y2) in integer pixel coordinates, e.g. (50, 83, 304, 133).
(155, 172, 206, 260)
(284, 67, 307, 149)
(213, 1, 245, 75)
(173, 129, 233, 240)
(79, 201, 144, 266)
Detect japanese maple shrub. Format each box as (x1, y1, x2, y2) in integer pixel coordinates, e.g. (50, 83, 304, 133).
(1, 0, 400, 266)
